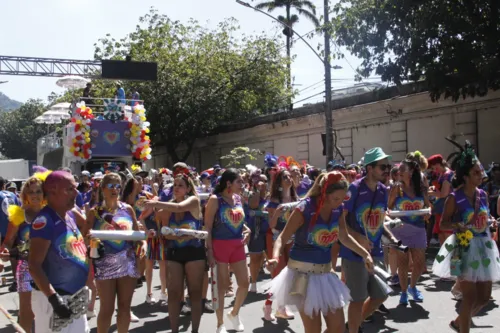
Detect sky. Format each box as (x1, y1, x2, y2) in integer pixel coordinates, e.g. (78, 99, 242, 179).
(0, 0, 373, 107)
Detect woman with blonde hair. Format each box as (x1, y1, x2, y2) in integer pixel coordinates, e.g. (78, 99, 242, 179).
(86, 173, 144, 333)
(267, 171, 374, 333)
(2, 173, 47, 332)
(144, 167, 206, 333)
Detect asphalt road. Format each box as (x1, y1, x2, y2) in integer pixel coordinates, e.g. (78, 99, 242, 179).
(1, 252, 499, 333)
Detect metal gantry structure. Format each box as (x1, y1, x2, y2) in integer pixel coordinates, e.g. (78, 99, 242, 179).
(0, 55, 101, 78)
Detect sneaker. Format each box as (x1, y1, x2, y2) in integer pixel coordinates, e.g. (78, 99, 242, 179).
(86, 310, 96, 319)
(203, 299, 214, 313)
(376, 303, 390, 315)
(130, 312, 139, 322)
(226, 311, 244, 332)
(363, 315, 374, 323)
(345, 323, 364, 333)
(146, 294, 157, 304)
(388, 275, 400, 287)
(8, 282, 17, 293)
(153, 261, 159, 269)
(159, 292, 168, 303)
(262, 304, 276, 321)
(399, 291, 408, 305)
(408, 286, 424, 302)
(216, 324, 228, 333)
(181, 302, 191, 315)
(225, 287, 235, 297)
(249, 283, 257, 293)
(275, 306, 294, 319)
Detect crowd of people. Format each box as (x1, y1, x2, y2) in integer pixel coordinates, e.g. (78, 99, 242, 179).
(1, 140, 500, 333)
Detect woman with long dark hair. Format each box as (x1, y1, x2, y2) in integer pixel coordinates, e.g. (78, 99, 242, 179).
(432, 141, 500, 333)
(205, 168, 251, 333)
(264, 168, 298, 320)
(246, 172, 269, 295)
(267, 171, 374, 333)
(144, 168, 205, 333)
(388, 158, 431, 305)
(428, 154, 454, 246)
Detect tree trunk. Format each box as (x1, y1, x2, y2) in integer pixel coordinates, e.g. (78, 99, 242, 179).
(165, 138, 196, 164)
(286, 4, 293, 111)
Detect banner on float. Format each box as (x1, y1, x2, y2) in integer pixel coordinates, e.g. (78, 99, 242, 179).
(90, 120, 131, 157)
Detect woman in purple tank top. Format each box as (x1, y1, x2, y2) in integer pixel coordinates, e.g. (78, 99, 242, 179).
(432, 141, 500, 333)
(205, 168, 251, 333)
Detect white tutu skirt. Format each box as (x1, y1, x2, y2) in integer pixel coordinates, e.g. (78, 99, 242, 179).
(432, 232, 500, 282)
(266, 267, 352, 318)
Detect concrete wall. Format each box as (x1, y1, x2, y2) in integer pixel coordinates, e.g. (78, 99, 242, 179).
(153, 90, 500, 170)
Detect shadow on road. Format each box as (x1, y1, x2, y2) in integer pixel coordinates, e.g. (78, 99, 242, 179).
(251, 318, 297, 333)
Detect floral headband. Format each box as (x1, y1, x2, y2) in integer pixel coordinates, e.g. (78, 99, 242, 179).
(174, 167, 191, 179)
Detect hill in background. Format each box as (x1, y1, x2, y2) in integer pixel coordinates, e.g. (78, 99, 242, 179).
(0, 92, 22, 111)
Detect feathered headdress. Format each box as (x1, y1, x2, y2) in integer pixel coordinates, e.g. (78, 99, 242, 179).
(264, 153, 278, 168)
(33, 170, 52, 182)
(277, 156, 301, 170)
(8, 205, 25, 227)
(445, 137, 488, 181)
(445, 137, 477, 171)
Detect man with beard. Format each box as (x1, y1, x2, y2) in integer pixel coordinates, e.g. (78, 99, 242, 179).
(340, 148, 398, 333)
(29, 171, 89, 333)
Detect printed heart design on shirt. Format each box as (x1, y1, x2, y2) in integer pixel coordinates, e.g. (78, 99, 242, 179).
(56, 234, 88, 269)
(445, 243, 455, 252)
(362, 207, 384, 238)
(103, 131, 120, 146)
(308, 224, 339, 248)
(223, 207, 245, 234)
(485, 241, 493, 249)
(435, 255, 445, 263)
(469, 260, 480, 270)
(481, 258, 491, 268)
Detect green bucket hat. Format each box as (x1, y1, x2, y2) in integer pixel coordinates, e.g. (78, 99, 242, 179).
(363, 147, 392, 166)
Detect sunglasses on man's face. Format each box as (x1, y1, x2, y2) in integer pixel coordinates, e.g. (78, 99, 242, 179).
(106, 183, 122, 190)
(376, 164, 392, 172)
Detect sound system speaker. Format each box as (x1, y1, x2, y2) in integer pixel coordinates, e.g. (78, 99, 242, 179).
(101, 60, 157, 81)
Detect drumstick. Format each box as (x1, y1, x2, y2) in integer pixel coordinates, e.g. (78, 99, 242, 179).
(211, 265, 219, 311)
(0, 304, 26, 333)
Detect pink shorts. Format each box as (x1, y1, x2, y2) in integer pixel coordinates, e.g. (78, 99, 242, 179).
(212, 239, 246, 264)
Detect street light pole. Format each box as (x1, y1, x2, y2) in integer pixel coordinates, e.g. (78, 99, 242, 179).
(236, 0, 335, 165)
(323, 0, 334, 164)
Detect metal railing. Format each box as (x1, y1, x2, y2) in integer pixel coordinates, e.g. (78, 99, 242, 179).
(37, 132, 63, 154)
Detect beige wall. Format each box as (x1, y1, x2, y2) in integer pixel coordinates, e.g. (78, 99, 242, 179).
(153, 91, 500, 170)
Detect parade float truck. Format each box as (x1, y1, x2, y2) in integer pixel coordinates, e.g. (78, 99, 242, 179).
(37, 100, 152, 174)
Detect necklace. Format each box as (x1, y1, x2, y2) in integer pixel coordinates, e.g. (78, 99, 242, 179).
(50, 208, 78, 237)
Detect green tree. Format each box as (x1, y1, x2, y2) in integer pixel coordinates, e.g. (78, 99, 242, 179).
(93, 8, 291, 162)
(253, 0, 320, 107)
(0, 99, 48, 160)
(220, 146, 263, 167)
(332, 0, 500, 101)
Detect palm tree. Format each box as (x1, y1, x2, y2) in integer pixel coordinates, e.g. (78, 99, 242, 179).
(254, 1, 320, 110)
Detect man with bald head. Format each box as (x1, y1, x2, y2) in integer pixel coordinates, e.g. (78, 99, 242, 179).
(29, 171, 90, 333)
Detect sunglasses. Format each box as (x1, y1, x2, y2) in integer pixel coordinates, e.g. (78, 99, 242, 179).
(106, 183, 122, 190)
(377, 164, 392, 172)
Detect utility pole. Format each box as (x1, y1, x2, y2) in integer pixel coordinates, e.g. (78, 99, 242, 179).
(324, 0, 334, 164)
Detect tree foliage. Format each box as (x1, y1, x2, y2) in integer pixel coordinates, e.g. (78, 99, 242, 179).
(92, 8, 291, 162)
(220, 146, 263, 167)
(332, 0, 500, 101)
(0, 99, 48, 160)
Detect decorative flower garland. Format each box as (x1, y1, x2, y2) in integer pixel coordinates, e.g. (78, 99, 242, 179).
(130, 104, 152, 161)
(69, 102, 94, 162)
